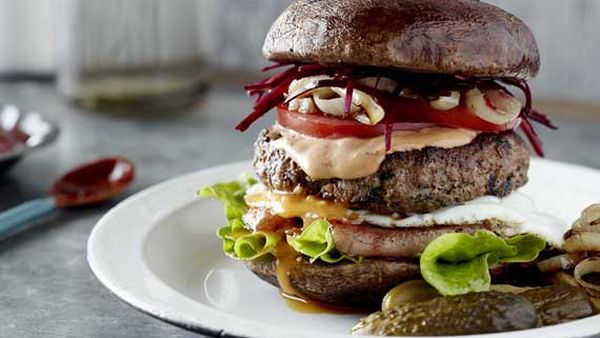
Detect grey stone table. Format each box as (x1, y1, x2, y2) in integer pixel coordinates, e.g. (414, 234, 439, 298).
(0, 80, 599, 338)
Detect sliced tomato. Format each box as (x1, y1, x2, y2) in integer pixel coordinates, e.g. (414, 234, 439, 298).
(276, 107, 435, 138)
(277, 98, 518, 139)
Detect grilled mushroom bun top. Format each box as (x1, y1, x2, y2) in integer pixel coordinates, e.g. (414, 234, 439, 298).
(263, 0, 540, 78)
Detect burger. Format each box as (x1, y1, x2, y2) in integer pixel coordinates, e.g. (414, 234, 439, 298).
(200, 0, 562, 309)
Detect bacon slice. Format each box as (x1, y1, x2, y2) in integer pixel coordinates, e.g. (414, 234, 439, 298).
(330, 221, 497, 258)
(243, 207, 511, 258)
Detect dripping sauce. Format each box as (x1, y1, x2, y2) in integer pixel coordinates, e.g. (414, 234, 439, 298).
(271, 241, 364, 315)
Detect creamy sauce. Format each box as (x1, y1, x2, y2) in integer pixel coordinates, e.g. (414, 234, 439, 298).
(271, 125, 479, 180)
(249, 186, 364, 313)
(245, 184, 354, 226)
(272, 241, 363, 314)
(282, 293, 364, 314)
(273, 242, 300, 298)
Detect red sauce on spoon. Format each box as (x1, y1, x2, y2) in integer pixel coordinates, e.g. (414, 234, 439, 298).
(0, 128, 28, 153)
(51, 157, 135, 207)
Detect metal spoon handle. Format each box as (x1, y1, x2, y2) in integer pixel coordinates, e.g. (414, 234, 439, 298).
(0, 198, 56, 240)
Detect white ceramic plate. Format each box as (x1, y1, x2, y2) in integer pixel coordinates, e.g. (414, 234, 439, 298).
(87, 159, 600, 338)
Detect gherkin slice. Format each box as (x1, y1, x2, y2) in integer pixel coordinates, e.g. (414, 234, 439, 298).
(352, 291, 536, 336)
(520, 285, 596, 326)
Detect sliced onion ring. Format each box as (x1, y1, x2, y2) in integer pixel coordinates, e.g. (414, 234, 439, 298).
(465, 88, 521, 125)
(574, 257, 600, 297)
(429, 91, 460, 111)
(288, 97, 315, 114)
(537, 253, 586, 273)
(572, 221, 600, 233)
(287, 75, 333, 99)
(330, 87, 385, 124)
(564, 232, 600, 253)
(286, 76, 386, 124)
(577, 204, 600, 230)
(313, 96, 359, 117)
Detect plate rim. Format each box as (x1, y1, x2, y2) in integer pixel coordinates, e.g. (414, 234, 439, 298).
(88, 161, 254, 338)
(87, 158, 600, 338)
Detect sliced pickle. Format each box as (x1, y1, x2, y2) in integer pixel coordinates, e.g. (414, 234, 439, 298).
(352, 291, 536, 336)
(381, 280, 440, 312)
(520, 285, 596, 326)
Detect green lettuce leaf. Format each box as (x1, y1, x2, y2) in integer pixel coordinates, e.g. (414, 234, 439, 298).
(420, 230, 546, 296)
(503, 234, 547, 262)
(198, 174, 256, 222)
(199, 175, 278, 260)
(233, 231, 279, 260)
(287, 219, 358, 264)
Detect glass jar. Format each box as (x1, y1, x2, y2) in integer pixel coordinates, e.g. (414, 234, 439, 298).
(57, 0, 210, 113)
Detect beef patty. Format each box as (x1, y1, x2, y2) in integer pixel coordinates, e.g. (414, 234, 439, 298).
(253, 128, 530, 214)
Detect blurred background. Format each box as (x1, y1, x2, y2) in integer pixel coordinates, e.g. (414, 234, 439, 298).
(0, 1, 599, 337)
(1, 0, 600, 103)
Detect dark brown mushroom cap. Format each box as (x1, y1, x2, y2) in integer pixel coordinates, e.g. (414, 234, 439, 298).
(263, 0, 540, 78)
(246, 255, 420, 308)
(245, 255, 515, 308)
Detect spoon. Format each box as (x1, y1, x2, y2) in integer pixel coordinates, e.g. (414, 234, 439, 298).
(0, 157, 134, 240)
